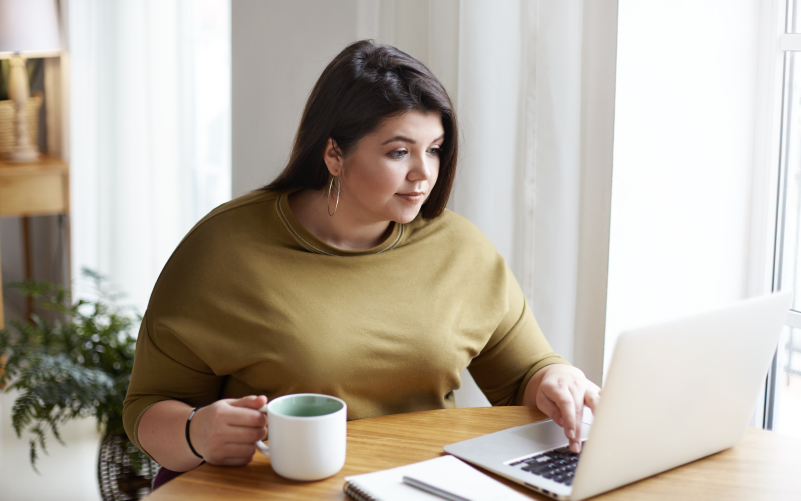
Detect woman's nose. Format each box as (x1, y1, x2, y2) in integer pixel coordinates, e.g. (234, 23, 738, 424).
(408, 152, 434, 181)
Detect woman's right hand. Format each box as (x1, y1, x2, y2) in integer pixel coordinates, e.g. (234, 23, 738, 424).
(189, 395, 269, 466)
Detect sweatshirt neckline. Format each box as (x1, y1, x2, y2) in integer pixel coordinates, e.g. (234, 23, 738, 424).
(275, 191, 405, 257)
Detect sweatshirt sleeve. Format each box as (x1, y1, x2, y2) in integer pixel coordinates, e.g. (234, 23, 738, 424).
(122, 314, 225, 455)
(467, 265, 570, 406)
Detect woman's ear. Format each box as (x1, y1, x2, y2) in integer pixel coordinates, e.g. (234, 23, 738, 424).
(323, 138, 344, 177)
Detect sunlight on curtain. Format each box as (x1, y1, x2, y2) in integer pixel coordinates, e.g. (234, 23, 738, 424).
(69, 0, 231, 313)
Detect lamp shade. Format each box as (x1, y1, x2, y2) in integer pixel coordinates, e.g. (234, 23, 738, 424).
(0, 0, 60, 56)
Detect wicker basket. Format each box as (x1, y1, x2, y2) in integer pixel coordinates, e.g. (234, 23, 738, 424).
(97, 431, 160, 501)
(0, 93, 43, 154)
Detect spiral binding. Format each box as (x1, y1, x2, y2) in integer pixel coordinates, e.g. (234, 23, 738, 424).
(343, 480, 380, 501)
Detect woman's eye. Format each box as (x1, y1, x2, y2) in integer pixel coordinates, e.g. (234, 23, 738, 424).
(389, 150, 407, 159)
(428, 147, 441, 156)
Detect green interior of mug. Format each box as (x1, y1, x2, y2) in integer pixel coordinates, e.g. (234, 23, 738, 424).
(270, 395, 343, 417)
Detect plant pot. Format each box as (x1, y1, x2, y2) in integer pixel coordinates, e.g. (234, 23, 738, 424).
(98, 431, 160, 501)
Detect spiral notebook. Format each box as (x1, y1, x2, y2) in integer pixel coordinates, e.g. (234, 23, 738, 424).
(342, 455, 531, 501)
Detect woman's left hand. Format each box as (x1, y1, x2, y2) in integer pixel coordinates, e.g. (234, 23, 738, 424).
(524, 364, 601, 454)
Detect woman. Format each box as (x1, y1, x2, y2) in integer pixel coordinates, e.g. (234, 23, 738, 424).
(123, 40, 600, 485)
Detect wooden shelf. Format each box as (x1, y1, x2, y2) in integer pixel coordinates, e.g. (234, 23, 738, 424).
(0, 154, 70, 328)
(0, 155, 70, 217)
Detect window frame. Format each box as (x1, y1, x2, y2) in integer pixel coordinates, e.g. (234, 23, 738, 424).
(760, 0, 801, 429)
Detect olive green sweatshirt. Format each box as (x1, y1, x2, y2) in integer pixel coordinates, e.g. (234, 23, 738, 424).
(123, 190, 568, 453)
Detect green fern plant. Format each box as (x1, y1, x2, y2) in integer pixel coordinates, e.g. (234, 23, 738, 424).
(0, 268, 138, 471)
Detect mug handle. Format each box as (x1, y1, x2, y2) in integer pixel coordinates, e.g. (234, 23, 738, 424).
(255, 404, 270, 456)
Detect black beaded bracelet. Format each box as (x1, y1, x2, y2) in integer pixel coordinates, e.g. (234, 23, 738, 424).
(186, 407, 204, 459)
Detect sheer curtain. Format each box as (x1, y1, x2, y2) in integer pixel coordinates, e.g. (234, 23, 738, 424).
(388, 0, 588, 406)
(68, 0, 231, 313)
(233, 0, 614, 406)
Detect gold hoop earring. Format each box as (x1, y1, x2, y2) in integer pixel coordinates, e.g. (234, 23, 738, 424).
(327, 175, 340, 216)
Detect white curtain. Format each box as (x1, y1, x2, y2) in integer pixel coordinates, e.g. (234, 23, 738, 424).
(357, 1, 585, 405)
(67, 0, 231, 313)
(455, 1, 585, 367)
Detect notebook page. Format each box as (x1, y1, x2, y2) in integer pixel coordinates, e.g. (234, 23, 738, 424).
(402, 455, 532, 501)
(344, 455, 530, 501)
(343, 459, 445, 501)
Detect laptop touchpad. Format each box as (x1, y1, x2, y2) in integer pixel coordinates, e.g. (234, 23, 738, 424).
(511, 419, 583, 449)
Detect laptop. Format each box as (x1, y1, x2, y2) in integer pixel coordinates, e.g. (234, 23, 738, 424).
(444, 292, 794, 500)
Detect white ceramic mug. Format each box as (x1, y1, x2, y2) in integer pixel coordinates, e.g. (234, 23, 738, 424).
(255, 393, 347, 481)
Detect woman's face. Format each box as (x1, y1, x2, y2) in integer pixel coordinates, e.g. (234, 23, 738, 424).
(329, 110, 444, 225)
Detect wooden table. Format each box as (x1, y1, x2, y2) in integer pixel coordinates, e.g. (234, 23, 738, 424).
(0, 155, 70, 327)
(149, 407, 801, 500)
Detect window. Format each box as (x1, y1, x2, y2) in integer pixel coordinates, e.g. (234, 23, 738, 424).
(765, 0, 801, 437)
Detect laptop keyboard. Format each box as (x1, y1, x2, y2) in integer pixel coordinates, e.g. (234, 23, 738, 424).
(508, 443, 584, 487)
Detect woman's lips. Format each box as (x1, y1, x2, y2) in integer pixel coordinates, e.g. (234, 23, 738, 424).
(396, 192, 425, 203)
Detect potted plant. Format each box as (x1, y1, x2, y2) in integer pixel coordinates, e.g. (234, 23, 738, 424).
(0, 269, 159, 501)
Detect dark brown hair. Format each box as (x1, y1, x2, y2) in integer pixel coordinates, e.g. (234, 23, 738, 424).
(264, 40, 458, 219)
